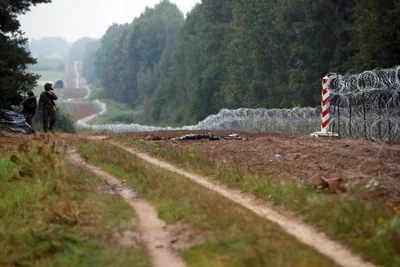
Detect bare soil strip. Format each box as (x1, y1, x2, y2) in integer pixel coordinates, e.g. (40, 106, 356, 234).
(110, 141, 375, 267)
(67, 149, 187, 267)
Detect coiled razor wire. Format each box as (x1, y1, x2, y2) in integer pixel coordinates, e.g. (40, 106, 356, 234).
(76, 66, 399, 143)
(328, 66, 400, 142)
(77, 105, 323, 135)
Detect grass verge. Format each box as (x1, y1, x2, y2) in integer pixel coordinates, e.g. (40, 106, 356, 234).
(0, 136, 149, 267)
(114, 135, 400, 267)
(89, 99, 140, 125)
(78, 140, 338, 267)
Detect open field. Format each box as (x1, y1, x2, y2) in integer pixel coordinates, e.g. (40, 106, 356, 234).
(90, 99, 140, 125)
(114, 130, 400, 266)
(77, 139, 339, 267)
(64, 88, 89, 99)
(61, 102, 100, 122)
(118, 130, 400, 199)
(70, 103, 100, 122)
(30, 70, 65, 95)
(1, 130, 399, 266)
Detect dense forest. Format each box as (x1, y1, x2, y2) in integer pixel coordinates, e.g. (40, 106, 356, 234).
(82, 0, 400, 125)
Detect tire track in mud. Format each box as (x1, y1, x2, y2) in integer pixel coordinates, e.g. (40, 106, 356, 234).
(67, 149, 187, 267)
(109, 140, 376, 267)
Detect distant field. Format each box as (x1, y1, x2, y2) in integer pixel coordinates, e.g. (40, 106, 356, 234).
(28, 56, 65, 72)
(31, 70, 65, 95)
(90, 99, 140, 125)
(61, 102, 100, 122)
(64, 88, 88, 99)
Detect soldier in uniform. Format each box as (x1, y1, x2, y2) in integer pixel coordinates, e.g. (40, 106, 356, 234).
(38, 83, 58, 133)
(21, 91, 37, 127)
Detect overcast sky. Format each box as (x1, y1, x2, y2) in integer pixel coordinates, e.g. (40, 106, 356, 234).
(19, 0, 200, 43)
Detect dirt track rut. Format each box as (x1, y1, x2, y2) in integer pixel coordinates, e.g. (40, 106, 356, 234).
(110, 140, 375, 267)
(67, 148, 187, 267)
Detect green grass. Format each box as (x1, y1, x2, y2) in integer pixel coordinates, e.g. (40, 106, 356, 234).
(86, 87, 179, 127)
(0, 137, 149, 266)
(114, 135, 400, 267)
(28, 57, 65, 72)
(78, 140, 338, 267)
(90, 99, 141, 125)
(29, 70, 65, 95)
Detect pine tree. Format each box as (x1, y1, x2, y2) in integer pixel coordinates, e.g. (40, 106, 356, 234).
(0, 0, 51, 108)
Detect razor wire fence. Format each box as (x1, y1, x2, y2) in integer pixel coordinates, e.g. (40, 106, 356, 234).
(76, 66, 399, 143)
(328, 66, 400, 142)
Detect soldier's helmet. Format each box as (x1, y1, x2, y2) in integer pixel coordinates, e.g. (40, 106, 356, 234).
(44, 83, 53, 91)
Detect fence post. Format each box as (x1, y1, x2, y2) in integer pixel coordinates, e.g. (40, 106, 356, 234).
(310, 76, 339, 138)
(321, 77, 331, 133)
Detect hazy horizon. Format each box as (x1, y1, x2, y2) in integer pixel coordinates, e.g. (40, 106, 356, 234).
(19, 0, 200, 43)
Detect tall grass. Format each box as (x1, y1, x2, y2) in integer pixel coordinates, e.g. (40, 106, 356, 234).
(0, 136, 149, 266)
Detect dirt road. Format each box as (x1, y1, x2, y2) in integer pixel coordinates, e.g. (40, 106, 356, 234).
(63, 63, 100, 122)
(68, 149, 187, 267)
(109, 140, 375, 267)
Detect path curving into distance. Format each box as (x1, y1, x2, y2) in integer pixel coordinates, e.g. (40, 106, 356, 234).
(63, 62, 106, 123)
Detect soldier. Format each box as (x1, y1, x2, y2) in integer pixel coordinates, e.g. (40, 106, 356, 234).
(21, 91, 37, 127)
(38, 83, 58, 133)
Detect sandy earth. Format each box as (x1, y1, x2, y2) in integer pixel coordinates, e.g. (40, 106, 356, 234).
(122, 130, 400, 200)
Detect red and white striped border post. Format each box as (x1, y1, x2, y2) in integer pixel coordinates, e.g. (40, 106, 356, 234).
(310, 76, 338, 138)
(321, 76, 330, 133)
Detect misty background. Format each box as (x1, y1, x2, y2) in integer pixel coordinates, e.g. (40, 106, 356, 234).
(9, 0, 400, 129)
(19, 0, 200, 42)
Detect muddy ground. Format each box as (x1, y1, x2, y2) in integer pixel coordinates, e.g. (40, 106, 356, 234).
(70, 103, 99, 122)
(64, 88, 88, 99)
(122, 130, 400, 199)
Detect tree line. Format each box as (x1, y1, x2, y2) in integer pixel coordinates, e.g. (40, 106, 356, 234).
(83, 0, 400, 125)
(0, 0, 52, 108)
